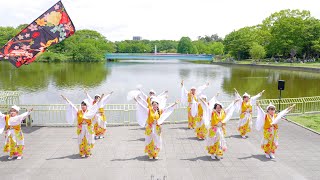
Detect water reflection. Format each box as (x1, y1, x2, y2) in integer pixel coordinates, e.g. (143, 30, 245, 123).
(222, 66, 320, 98)
(51, 63, 110, 88)
(0, 61, 319, 104)
(0, 62, 50, 91)
(0, 62, 110, 91)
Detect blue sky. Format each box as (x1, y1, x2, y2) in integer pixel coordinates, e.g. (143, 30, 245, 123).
(1, 0, 319, 41)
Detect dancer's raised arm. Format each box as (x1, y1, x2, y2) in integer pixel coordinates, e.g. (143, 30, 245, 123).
(157, 100, 179, 125)
(158, 90, 168, 97)
(196, 82, 209, 95)
(255, 102, 266, 131)
(234, 88, 241, 99)
(199, 97, 211, 128)
(251, 90, 265, 106)
(271, 104, 295, 125)
(134, 97, 149, 127)
(62, 95, 78, 124)
(138, 88, 148, 100)
(0, 111, 5, 134)
(180, 80, 188, 104)
(223, 99, 240, 123)
(208, 93, 219, 110)
(84, 89, 94, 104)
(98, 91, 113, 108)
(134, 97, 148, 113)
(7, 108, 33, 126)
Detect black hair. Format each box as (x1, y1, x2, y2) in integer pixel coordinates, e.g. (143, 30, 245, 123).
(213, 103, 223, 109)
(152, 101, 160, 116)
(81, 101, 87, 106)
(267, 106, 276, 111)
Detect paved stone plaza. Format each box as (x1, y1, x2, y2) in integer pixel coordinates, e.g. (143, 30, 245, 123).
(0, 120, 319, 180)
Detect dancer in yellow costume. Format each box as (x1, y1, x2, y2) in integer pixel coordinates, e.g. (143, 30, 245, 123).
(234, 89, 265, 138)
(181, 80, 209, 129)
(200, 98, 239, 160)
(256, 102, 295, 159)
(195, 94, 219, 140)
(85, 90, 113, 139)
(62, 94, 104, 158)
(135, 97, 178, 160)
(0, 105, 33, 160)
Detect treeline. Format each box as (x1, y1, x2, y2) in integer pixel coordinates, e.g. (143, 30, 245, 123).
(224, 9, 320, 61)
(1, 9, 320, 62)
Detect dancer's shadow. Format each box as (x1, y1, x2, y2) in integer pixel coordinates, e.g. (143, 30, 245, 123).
(226, 135, 243, 139)
(22, 127, 42, 134)
(179, 137, 204, 141)
(238, 154, 275, 162)
(0, 155, 13, 162)
(169, 127, 189, 130)
(128, 127, 145, 131)
(111, 155, 157, 162)
(46, 154, 83, 160)
(126, 138, 144, 142)
(181, 156, 214, 162)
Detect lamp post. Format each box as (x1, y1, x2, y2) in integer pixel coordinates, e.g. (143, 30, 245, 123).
(278, 80, 285, 112)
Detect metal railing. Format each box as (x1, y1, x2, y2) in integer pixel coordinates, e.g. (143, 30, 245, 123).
(0, 96, 319, 126)
(258, 96, 320, 114)
(0, 91, 20, 107)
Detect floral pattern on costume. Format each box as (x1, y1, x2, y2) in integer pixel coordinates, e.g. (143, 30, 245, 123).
(0, 1, 75, 67)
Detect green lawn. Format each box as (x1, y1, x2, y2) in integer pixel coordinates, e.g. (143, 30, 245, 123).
(234, 60, 320, 68)
(288, 114, 320, 133)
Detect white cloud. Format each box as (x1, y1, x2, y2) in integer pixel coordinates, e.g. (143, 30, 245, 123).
(1, 0, 320, 41)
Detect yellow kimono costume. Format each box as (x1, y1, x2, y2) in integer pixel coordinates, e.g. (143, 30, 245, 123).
(93, 108, 107, 136)
(188, 92, 197, 129)
(261, 114, 279, 154)
(238, 101, 253, 136)
(3, 115, 24, 157)
(77, 110, 95, 156)
(206, 110, 227, 156)
(144, 107, 162, 158)
(147, 96, 152, 107)
(195, 103, 207, 139)
(90, 94, 111, 138)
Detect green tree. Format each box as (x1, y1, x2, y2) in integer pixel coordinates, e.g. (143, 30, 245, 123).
(150, 40, 178, 53)
(249, 43, 266, 60)
(115, 40, 152, 53)
(198, 34, 223, 42)
(193, 40, 207, 54)
(177, 37, 197, 54)
(209, 42, 224, 55)
(224, 27, 257, 60)
(16, 24, 29, 31)
(262, 9, 315, 58)
(51, 29, 115, 61)
(311, 38, 320, 58)
(223, 25, 272, 60)
(0, 27, 18, 47)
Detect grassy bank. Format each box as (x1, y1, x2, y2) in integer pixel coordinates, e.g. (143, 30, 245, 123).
(36, 52, 106, 62)
(288, 114, 320, 133)
(226, 60, 320, 69)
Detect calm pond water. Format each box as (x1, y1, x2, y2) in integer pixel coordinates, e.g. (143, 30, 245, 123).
(0, 60, 319, 104)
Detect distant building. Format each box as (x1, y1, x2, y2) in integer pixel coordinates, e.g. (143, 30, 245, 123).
(133, 36, 142, 41)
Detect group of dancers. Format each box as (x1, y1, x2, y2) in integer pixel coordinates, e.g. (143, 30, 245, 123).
(130, 81, 295, 160)
(0, 82, 295, 160)
(0, 90, 113, 159)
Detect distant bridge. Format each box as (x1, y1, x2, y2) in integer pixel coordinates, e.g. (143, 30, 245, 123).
(105, 53, 213, 61)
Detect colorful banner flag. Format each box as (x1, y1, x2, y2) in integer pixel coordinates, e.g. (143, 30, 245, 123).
(0, 1, 75, 68)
